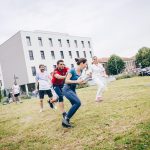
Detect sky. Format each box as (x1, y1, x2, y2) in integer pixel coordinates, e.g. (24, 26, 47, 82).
(0, 0, 150, 57)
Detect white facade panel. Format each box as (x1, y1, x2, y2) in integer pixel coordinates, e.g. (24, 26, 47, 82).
(0, 30, 93, 89)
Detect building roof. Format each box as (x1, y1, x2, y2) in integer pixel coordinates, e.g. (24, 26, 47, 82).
(98, 58, 109, 63)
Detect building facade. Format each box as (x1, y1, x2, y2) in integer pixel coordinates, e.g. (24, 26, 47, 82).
(0, 30, 93, 92)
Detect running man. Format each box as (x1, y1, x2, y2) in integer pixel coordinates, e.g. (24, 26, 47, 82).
(51, 60, 69, 118)
(36, 64, 56, 112)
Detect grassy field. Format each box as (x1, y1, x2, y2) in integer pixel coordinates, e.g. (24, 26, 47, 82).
(0, 77, 150, 150)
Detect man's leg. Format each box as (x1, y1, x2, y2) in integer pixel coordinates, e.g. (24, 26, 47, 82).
(46, 89, 56, 109)
(53, 86, 65, 114)
(39, 90, 44, 112)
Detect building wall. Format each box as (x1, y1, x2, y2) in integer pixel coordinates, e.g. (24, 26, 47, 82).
(0, 32, 28, 89)
(124, 59, 136, 72)
(20, 31, 93, 83)
(0, 30, 93, 89)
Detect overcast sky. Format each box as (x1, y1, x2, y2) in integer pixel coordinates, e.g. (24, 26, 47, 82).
(0, 0, 150, 57)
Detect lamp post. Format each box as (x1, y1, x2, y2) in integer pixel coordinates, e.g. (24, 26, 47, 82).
(14, 74, 19, 84)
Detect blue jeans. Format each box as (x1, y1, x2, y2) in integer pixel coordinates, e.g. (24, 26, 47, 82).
(53, 85, 63, 102)
(62, 85, 81, 119)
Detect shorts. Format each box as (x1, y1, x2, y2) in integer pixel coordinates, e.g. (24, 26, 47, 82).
(14, 93, 20, 97)
(39, 89, 53, 99)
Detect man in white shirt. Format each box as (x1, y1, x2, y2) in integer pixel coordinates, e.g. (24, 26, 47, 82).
(12, 82, 21, 103)
(36, 64, 56, 112)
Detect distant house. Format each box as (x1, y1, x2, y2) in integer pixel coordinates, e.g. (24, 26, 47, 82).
(98, 56, 136, 73)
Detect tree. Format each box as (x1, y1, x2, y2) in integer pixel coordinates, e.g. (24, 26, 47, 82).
(136, 47, 150, 68)
(107, 55, 125, 75)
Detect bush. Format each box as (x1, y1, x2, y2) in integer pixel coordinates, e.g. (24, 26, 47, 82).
(116, 74, 136, 80)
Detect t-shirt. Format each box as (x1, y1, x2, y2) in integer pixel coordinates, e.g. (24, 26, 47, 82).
(12, 85, 20, 94)
(66, 68, 81, 91)
(36, 71, 51, 90)
(90, 63, 105, 79)
(69, 68, 81, 81)
(51, 67, 69, 85)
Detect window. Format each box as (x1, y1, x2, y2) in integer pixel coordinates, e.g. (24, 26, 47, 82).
(45, 66, 47, 71)
(49, 38, 53, 47)
(76, 51, 80, 58)
(71, 64, 74, 68)
(74, 40, 78, 48)
(40, 51, 45, 59)
(29, 50, 34, 60)
(53, 65, 56, 69)
(58, 39, 62, 47)
(68, 51, 72, 59)
(67, 40, 70, 47)
(38, 37, 43, 46)
(51, 51, 55, 59)
(88, 41, 91, 48)
(81, 41, 85, 48)
(31, 66, 36, 76)
(90, 51, 92, 58)
(83, 51, 86, 58)
(60, 51, 64, 59)
(26, 36, 31, 46)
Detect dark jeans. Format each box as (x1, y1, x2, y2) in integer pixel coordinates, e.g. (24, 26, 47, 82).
(62, 85, 81, 119)
(53, 85, 64, 102)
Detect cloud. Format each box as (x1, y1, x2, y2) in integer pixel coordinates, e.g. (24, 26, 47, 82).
(0, 0, 150, 57)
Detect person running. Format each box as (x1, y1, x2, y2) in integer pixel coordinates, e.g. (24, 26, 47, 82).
(35, 64, 56, 112)
(90, 56, 108, 102)
(62, 58, 87, 128)
(12, 82, 21, 103)
(51, 60, 69, 118)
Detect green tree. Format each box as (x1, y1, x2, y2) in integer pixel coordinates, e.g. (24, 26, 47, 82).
(136, 47, 150, 68)
(107, 55, 125, 75)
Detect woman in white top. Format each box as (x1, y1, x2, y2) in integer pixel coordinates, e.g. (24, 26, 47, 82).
(90, 56, 108, 102)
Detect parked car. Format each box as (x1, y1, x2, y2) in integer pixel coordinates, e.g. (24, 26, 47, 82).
(138, 67, 150, 76)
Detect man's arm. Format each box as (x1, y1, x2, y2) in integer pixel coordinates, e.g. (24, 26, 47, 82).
(53, 70, 66, 79)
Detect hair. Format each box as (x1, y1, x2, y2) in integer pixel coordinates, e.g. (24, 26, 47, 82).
(75, 58, 87, 65)
(92, 56, 97, 60)
(39, 64, 45, 68)
(92, 56, 97, 64)
(57, 60, 64, 65)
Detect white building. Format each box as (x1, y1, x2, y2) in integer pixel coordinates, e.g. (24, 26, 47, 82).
(0, 30, 93, 92)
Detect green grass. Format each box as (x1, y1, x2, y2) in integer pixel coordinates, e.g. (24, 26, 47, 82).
(0, 77, 150, 150)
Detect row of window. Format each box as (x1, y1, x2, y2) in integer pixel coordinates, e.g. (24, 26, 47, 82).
(31, 64, 74, 76)
(29, 50, 93, 60)
(26, 36, 91, 48)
